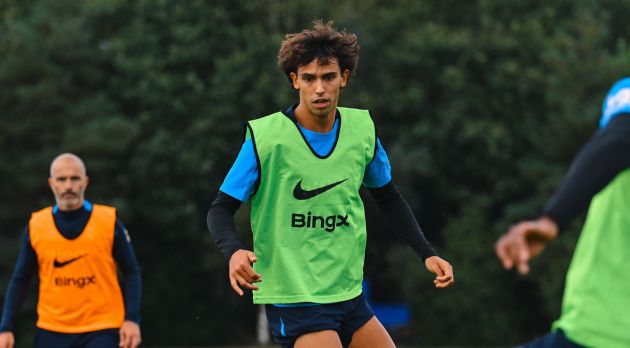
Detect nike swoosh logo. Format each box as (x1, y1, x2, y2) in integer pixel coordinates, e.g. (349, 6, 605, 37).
(53, 255, 86, 268)
(293, 179, 347, 200)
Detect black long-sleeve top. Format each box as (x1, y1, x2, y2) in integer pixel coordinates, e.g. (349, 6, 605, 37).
(543, 115, 630, 229)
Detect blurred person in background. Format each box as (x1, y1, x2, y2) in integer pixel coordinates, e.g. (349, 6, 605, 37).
(0, 153, 142, 348)
(495, 77, 630, 347)
(207, 20, 453, 348)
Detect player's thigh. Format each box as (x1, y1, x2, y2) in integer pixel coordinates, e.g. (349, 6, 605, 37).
(295, 329, 343, 348)
(34, 329, 77, 348)
(80, 329, 118, 348)
(348, 316, 395, 348)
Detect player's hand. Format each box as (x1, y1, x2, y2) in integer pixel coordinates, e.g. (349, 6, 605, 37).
(229, 249, 262, 296)
(0, 332, 15, 348)
(424, 256, 454, 288)
(119, 320, 141, 348)
(495, 216, 558, 275)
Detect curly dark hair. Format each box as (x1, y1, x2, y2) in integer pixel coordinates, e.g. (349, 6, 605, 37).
(278, 19, 360, 86)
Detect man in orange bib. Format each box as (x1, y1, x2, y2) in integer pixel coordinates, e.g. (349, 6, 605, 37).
(0, 153, 142, 348)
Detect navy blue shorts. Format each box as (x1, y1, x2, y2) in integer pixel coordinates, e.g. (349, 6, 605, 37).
(520, 330, 584, 348)
(265, 293, 375, 348)
(34, 328, 119, 348)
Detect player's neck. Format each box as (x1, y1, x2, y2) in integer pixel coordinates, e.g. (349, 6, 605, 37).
(294, 105, 336, 133)
(56, 199, 85, 213)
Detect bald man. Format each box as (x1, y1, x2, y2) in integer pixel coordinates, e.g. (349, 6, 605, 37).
(0, 154, 142, 348)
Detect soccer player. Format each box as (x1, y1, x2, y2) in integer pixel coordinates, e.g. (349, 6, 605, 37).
(0, 153, 142, 348)
(207, 20, 454, 348)
(495, 77, 630, 347)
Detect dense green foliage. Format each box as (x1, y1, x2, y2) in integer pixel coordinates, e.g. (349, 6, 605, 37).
(1, 0, 629, 345)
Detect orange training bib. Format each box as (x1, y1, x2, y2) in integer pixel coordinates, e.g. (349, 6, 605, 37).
(29, 205, 125, 333)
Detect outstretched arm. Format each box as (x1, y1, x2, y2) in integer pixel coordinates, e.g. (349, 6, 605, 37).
(543, 115, 630, 228)
(368, 181, 454, 288)
(496, 115, 630, 274)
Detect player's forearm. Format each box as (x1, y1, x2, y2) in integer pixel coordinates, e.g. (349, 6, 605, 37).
(113, 220, 142, 323)
(0, 231, 37, 332)
(121, 270, 142, 323)
(543, 115, 630, 229)
(368, 181, 437, 261)
(207, 191, 246, 261)
(0, 280, 26, 332)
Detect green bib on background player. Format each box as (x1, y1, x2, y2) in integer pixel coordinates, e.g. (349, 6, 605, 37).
(247, 107, 376, 304)
(553, 169, 630, 347)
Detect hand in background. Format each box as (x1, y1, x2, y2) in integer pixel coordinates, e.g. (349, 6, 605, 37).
(119, 320, 141, 348)
(0, 332, 14, 348)
(495, 216, 559, 274)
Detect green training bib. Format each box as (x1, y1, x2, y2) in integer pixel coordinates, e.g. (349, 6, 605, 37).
(247, 107, 376, 304)
(553, 169, 630, 347)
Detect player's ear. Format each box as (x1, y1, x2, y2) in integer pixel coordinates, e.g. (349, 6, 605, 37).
(290, 72, 299, 90)
(340, 69, 350, 88)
